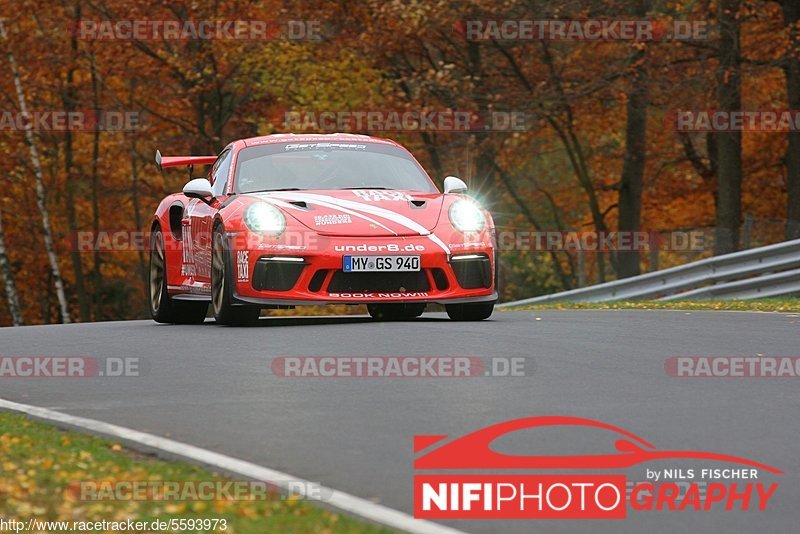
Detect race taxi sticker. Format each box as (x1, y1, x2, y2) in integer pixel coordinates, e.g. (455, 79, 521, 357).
(352, 190, 414, 202)
(314, 214, 352, 226)
(236, 250, 249, 281)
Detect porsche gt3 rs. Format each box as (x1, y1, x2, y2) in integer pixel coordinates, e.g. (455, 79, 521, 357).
(148, 133, 497, 325)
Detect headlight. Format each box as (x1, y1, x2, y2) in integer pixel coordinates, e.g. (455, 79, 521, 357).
(449, 200, 485, 232)
(244, 202, 286, 235)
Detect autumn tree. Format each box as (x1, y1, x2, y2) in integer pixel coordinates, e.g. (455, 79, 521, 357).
(779, 0, 800, 240)
(715, 0, 743, 254)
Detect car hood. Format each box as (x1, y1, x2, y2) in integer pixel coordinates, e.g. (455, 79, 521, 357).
(247, 189, 445, 237)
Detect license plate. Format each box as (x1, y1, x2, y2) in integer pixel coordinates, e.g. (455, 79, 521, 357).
(343, 255, 420, 272)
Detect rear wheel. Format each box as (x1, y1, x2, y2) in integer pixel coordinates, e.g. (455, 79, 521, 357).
(445, 301, 495, 321)
(149, 228, 208, 324)
(367, 303, 425, 321)
(211, 226, 260, 326)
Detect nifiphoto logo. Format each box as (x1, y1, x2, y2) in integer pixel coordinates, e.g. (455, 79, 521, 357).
(413, 417, 781, 519)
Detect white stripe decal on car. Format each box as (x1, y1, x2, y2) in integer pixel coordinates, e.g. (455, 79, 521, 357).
(269, 192, 451, 254)
(269, 192, 424, 232)
(259, 193, 398, 235)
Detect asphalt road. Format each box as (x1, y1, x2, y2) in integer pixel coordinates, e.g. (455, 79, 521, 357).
(1, 309, 798, 533)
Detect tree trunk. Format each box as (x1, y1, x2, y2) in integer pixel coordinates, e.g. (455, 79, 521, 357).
(62, 3, 90, 321)
(781, 0, 800, 240)
(0, 208, 23, 325)
(0, 20, 71, 323)
(127, 79, 149, 292)
(618, 42, 649, 278)
(618, 0, 649, 278)
(89, 51, 104, 319)
(715, 0, 743, 254)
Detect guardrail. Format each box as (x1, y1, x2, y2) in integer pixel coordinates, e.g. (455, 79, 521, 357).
(498, 238, 800, 307)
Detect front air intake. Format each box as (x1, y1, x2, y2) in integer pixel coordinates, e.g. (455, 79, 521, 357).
(450, 254, 492, 289)
(252, 257, 306, 291)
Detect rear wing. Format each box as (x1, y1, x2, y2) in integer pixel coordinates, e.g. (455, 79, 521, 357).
(155, 149, 216, 171)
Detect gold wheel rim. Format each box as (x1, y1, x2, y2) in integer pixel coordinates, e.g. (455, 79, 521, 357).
(212, 233, 225, 315)
(149, 232, 165, 312)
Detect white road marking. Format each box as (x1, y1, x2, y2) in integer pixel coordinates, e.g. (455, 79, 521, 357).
(0, 398, 464, 534)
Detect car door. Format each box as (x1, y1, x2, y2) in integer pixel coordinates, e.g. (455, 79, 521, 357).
(187, 148, 233, 285)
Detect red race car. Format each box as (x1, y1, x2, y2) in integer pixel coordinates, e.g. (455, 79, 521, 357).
(148, 134, 497, 325)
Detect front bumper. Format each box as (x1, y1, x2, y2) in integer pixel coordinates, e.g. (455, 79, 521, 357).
(229, 233, 497, 306)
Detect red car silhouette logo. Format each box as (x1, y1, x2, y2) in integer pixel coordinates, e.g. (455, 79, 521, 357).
(414, 416, 782, 473)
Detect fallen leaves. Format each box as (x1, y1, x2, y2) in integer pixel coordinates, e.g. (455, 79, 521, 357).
(0, 413, 389, 533)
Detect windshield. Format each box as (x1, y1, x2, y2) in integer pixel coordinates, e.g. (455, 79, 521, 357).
(234, 141, 437, 194)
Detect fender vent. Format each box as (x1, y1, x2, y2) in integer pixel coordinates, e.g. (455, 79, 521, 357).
(168, 204, 184, 240)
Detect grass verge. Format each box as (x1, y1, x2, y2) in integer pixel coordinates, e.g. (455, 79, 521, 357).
(502, 298, 800, 313)
(0, 412, 392, 533)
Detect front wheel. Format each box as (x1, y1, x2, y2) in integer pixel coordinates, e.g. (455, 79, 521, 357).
(149, 228, 208, 324)
(367, 303, 425, 321)
(445, 301, 495, 321)
(211, 226, 260, 326)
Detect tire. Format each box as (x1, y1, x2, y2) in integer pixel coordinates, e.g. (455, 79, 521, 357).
(149, 228, 208, 324)
(445, 301, 495, 321)
(211, 225, 260, 326)
(367, 303, 425, 321)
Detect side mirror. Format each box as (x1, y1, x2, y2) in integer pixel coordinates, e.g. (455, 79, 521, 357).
(444, 176, 468, 194)
(183, 178, 213, 200)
